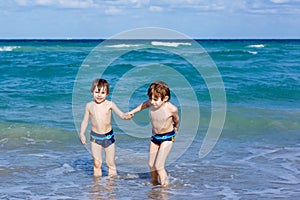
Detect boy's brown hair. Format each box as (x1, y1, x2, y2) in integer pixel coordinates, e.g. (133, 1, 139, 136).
(91, 78, 110, 94)
(147, 81, 170, 101)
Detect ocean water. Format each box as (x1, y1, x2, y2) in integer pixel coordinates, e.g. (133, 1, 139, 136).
(0, 39, 300, 199)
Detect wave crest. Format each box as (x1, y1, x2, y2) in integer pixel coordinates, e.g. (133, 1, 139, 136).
(151, 41, 191, 47)
(0, 46, 20, 51)
(247, 44, 265, 48)
(105, 44, 142, 48)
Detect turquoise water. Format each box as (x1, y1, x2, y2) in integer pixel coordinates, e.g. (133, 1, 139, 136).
(0, 39, 299, 199)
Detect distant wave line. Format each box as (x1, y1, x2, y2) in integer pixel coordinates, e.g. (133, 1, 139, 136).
(105, 44, 143, 48)
(0, 46, 20, 51)
(247, 44, 265, 48)
(151, 41, 192, 47)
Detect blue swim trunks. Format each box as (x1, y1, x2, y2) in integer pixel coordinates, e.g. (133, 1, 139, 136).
(151, 130, 176, 146)
(90, 129, 115, 148)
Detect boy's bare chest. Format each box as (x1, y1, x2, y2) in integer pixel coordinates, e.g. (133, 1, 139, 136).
(150, 108, 171, 121)
(90, 103, 111, 116)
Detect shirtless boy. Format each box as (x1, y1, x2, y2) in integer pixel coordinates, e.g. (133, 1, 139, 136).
(80, 78, 131, 177)
(128, 81, 180, 186)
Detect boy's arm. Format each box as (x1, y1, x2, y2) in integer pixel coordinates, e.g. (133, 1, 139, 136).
(111, 102, 132, 120)
(128, 101, 150, 116)
(172, 106, 180, 133)
(79, 104, 90, 144)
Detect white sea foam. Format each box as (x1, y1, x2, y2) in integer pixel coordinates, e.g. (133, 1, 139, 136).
(105, 44, 142, 48)
(245, 188, 290, 198)
(218, 186, 240, 200)
(21, 137, 36, 145)
(46, 163, 75, 177)
(0, 186, 33, 197)
(239, 146, 300, 185)
(248, 51, 258, 55)
(81, 64, 90, 67)
(0, 138, 8, 146)
(0, 46, 20, 51)
(151, 41, 191, 47)
(29, 153, 60, 158)
(247, 44, 265, 48)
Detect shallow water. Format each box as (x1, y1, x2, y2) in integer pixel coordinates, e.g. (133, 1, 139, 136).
(1, 123, 299, 199)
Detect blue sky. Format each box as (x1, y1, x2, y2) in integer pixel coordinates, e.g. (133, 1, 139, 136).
(0, 0, 299, 39)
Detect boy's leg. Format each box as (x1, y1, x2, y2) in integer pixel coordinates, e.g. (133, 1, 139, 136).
(91, 142, 103, 177)
(148, 142, 159, 184)
(104, 143, 117, 176)
(154, 141, 173, 186)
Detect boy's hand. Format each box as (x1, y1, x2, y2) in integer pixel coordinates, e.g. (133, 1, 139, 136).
(80, 134, 86, 145)
(123, 112, 134, 120)
(174, 127, 178, 133)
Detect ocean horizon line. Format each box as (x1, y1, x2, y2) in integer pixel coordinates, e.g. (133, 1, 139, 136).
(0, 38, 299, 41)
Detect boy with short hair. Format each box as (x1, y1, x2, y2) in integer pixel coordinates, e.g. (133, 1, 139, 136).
(80, 78, 131, 177)
(128, 81, 180, 186)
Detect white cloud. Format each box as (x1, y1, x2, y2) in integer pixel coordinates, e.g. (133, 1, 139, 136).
(0, 0, 299, 38)
(270, 0, 290, 3)
(129, 0, 150, 8)
(100, 0, 149, 8)
(153, 0, 231, 12)
(14, 0, 32, 6)
(14, 0, 95, 8)
(104, 6, 125, 15)
(9, 0, 300, 15)
(35, 0, 54, 6)
(56, 0, 95, 8)
(149, 6, 164, 12)
(243, 0, 300, 15)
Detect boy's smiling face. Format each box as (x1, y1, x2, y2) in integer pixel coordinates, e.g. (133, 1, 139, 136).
(93, 86, 108, 104)
(149, 95, 168, 109)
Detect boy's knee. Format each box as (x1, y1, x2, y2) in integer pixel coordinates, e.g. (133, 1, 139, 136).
(94, 160, 102, 168)
(106, 159, 115, 168)
(154, 163, 164, 171)
(148, 161, 155, 170)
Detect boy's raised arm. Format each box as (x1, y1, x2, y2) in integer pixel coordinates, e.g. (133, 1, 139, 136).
(128, 101, 150, 116)
(111, 102, 132, 120)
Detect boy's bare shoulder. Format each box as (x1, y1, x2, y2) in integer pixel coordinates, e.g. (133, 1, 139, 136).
(86, 101, 93, 107)
(85, 101, 94, 110)
(105, 99, 113, 105)
(101, 100, 113, 109)
(166, 102, 178, 112)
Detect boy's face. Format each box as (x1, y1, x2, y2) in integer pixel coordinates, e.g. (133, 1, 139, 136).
(149, 95, 168, 108)
(93, 86, 108, 104)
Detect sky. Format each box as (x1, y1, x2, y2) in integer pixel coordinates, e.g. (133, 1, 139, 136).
(0, 0, 299, 39)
